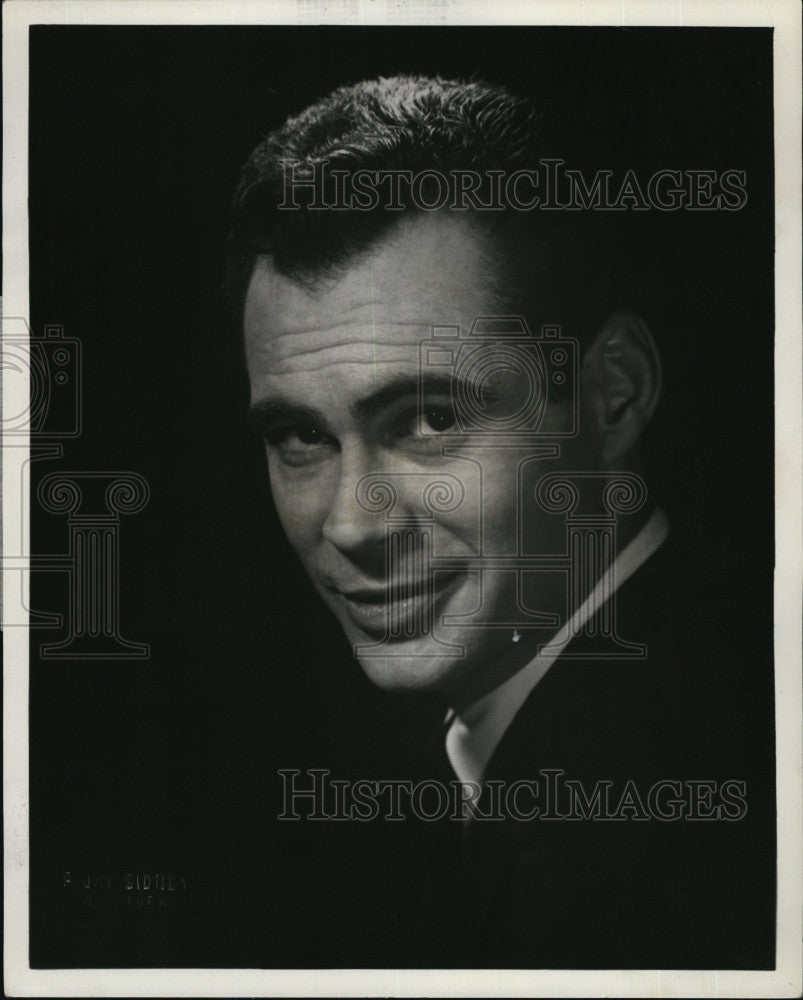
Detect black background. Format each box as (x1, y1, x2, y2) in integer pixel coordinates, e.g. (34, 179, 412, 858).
(28, 26, 774, 967)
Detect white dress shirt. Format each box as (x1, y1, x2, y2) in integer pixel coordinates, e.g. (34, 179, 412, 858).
(444, 507, 670, 795)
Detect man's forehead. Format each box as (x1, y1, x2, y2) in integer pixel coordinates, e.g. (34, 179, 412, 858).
(243, 213, 495, 361)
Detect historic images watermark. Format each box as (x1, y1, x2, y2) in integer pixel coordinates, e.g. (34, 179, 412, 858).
(279, 159, 748, 213)
(277, 768, 748, 823)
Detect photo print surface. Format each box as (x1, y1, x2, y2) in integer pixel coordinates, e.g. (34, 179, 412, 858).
(12, 19, 783, 979)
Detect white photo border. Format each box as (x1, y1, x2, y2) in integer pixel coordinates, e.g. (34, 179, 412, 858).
(3, 1, 801, 996)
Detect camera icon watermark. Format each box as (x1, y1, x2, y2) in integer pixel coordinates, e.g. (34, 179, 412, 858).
(419, 316, 578, 440)
(2, 317, 149, 659)
(1, 318, 82, 438)
(352, 316, 649, 660)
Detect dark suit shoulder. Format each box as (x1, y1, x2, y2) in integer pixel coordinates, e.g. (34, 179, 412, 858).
(454, 539, 776, 969)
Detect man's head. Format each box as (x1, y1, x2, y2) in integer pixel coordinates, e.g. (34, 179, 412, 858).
(232, 76, 661, 707)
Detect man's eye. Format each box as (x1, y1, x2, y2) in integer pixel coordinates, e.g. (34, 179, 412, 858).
(422, 406, 457, 434)
(294, 426, 326, 445)
(390, 402, 458, 454)
(264, 425, 334, 465)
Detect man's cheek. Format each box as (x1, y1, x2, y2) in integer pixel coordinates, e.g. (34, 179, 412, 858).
(269, 471, 330, 546)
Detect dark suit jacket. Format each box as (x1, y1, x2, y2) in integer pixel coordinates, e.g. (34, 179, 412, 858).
(163, 524, 775, 971)
(403, 534, 776, 969)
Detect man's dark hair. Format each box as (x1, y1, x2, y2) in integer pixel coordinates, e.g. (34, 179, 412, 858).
(226, 74, 642, 341)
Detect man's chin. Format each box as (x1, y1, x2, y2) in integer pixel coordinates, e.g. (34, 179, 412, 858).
(348, 623, 536, 703)
(353, 640, 471, 696)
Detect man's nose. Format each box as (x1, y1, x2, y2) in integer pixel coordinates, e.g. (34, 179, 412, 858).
(321, 446, 388, 557)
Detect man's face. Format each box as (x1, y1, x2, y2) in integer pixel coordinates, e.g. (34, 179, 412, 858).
(244, 213, 590, 706)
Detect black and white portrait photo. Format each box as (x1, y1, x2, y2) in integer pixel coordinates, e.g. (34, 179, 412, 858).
(3, 2, 801, 996)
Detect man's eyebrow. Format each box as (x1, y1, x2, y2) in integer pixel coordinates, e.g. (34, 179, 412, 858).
(248, 398, 326, 432)
(249, 372, 483, 432)
(350, 373, 455, 423)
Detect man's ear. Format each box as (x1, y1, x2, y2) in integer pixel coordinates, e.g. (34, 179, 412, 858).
(581, 308, 662, 467)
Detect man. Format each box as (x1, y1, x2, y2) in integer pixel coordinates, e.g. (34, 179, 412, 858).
(227, 76, 774, 968)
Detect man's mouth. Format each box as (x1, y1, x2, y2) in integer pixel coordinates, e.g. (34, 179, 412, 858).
(328, 571, 463, 638)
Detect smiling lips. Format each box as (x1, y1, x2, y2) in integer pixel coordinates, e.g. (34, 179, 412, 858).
(330, 572, 462, 637)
